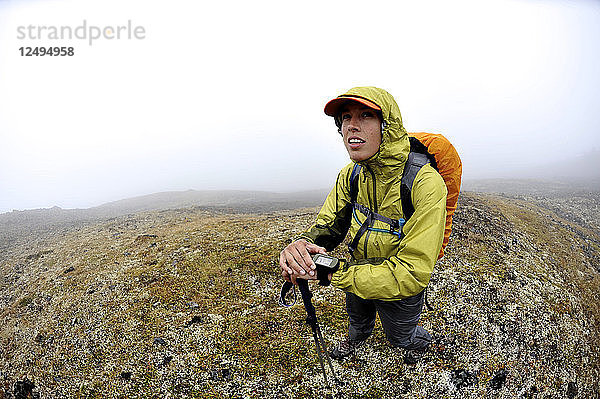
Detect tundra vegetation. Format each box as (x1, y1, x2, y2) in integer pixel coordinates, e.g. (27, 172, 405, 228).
(0, 190, 599, 398)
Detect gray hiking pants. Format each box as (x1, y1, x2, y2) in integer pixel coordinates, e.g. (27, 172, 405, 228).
(346, 289, 431, 350)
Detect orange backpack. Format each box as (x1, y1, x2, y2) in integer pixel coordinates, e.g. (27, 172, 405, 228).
(408, 133, 462, 258)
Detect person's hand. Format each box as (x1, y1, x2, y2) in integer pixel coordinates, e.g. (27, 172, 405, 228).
(279, 239, 326, 284)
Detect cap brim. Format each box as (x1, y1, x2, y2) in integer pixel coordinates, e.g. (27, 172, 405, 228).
(324, 96, 381, 117)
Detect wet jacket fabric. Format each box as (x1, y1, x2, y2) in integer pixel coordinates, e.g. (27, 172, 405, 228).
(299, 87, 447, 301)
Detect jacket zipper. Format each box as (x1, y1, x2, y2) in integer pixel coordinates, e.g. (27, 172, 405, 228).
(363, 165, 379, 258)
(364, 229, 372, 258)
(366, 165, 378, 213)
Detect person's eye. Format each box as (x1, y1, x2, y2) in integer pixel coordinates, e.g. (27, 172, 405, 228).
(362, 111, 374, 118)
(341, 114, 351, 120)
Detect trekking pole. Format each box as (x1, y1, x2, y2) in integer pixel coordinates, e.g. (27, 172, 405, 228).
(297, 279, 340, 387)
(279, 279, 341, 389)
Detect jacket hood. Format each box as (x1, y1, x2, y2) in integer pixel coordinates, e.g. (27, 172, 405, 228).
(335, 86, 410, 174)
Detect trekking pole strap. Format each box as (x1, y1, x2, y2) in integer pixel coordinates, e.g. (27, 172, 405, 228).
(278, 281, 296, 307)
(278, 280, 317, 326)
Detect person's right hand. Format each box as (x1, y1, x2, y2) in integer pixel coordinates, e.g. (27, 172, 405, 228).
(279, 239, 327, 284)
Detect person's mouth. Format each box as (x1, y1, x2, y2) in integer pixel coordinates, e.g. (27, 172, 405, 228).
(348, 136, 365, 149)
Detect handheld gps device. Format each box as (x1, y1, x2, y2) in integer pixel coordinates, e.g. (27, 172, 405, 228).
(312, 254, 339, 270)
(312, 254, 340, 286)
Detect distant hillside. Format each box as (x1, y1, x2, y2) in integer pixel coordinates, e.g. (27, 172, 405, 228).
(461, 179, 600, 239)
(0, 189, 328, 260)
(463, 178, 600, 197)
(0, 191, 598, 398)
(92, 189, 329, 216)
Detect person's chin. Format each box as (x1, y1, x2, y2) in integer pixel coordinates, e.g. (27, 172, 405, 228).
(349, 153, 366, 162)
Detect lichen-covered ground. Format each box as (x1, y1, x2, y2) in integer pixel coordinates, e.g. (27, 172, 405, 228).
(1, 192, 599, 398)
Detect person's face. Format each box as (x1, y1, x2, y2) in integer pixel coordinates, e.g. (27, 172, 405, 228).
(340, 102, 382, 162)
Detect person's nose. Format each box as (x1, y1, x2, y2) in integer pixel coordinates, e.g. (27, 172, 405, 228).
(346, 115, 360, 132)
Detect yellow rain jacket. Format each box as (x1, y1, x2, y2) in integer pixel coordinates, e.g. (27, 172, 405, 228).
(299, 87, 447, 300)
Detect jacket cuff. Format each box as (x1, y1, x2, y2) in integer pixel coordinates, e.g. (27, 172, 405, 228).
(294, 235, 314, 244)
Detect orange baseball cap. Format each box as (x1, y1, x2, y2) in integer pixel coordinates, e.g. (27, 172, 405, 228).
(324, 95, 381, 117)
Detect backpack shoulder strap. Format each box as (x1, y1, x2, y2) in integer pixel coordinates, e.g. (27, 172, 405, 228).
(401, 147, 430, 221)
(408, 136, 437, 170)
(349, 163, 362, 203)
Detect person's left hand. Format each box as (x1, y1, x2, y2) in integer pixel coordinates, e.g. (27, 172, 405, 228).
(279, 239, 326, 284)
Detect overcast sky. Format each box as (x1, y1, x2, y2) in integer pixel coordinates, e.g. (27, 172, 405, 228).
(0, 0, 599, 213)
